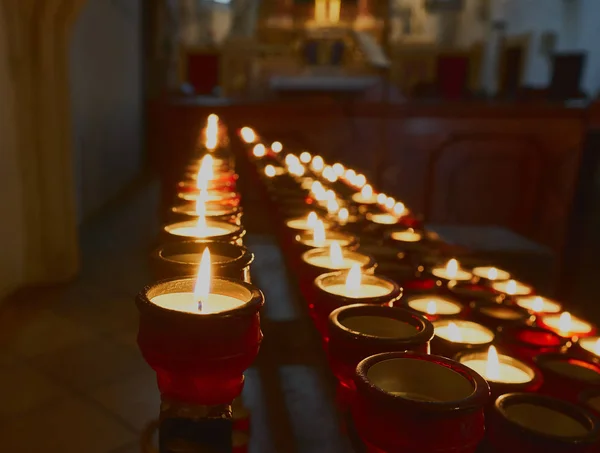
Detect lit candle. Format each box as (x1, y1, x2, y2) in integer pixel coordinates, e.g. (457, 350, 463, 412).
(178, 190, 238, 203)
(407, 296, 462, 317)
(252, 144, 266, 157)
(431, 259, 473, 281)
(332, 163, 344, 176)
(240, 127, 256, 144)
(264, 164, 284, 177)
(472, 266, 510, 281)
(352, 184, 378, 204)
(296, 220, 354, 248)
(165, 212, 240, 241)
(150, 249, 248, 314)
(578, 337, 600, 358)
(390, 228, 422, 243)
(461, 346, 534, 384)
(540, 312, 594, 338)
(434, 320, 494, 344)
(300, 151, 312, 163)
(368, 212, 400, 225)
(286, 212, 328, 231)
(354, 174, 366, 188)
(301, 242, 371, 271)
(492, 279, 533, 296)
(323, 265, 393, 298)
(311, 155, 325, 173)
(271, 141, 283, 153)
(204, 114, 219, 150)
(393, 202, 406, 217)
(376, 193, 387, 205)
(515, 295, 562, 314)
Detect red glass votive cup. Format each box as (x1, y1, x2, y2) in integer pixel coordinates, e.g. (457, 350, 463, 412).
(352, 352, 490, 453)
(150, 240, 254, 283)
(430, 319, 495, 358)
(484, 392, 600, 453)
(327, 304, 434, 393)
(580, 388, 600, 419)
(496, 325, 570, 363)
(136, 277, 264, 405)
(312, 271, 402, 339)
(469, 300, 532, 331)
(569, 337, 600, 362)
(534, 353, 600, 404)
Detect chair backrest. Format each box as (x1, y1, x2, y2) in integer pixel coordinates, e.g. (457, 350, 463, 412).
(330, 40, 345, 66)
(436, 53, 469, 99)
(185, 51, 220, 95)
(549, 52, 586, 100)
(303, 39, 319, 65)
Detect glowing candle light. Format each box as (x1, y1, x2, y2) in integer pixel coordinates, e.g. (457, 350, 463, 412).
(352, 184, 378, 204)
(330, 241, 344, 267)
(355, 174, 366, 188)
(338, 208, 349, 225)
(300, 151, 312, 163)
(205, 114, 219, 150)
(393, 202, 406, 217)
(515, 296, 562, 314)
(472, 266, 511, 281)
(194, 248, 211, 310)
(541, 311, 594, 338)
(311, 155, 325, 172)
(345, 169, 356, 182)
(285, 154, 299, 167)
(265, 165, 277, 177)
(447, 322, 462, 342)
(579, 337, 600, 357)
(332, 163, 344, 176)
(385, 196, 395, 209)
(434, 320, 494, 345)
(240, 127, 256, 144)
(431, 259, 473, 281)
(313, 220, 326, 247)
(461, 346, 534, 384)
(492, 279, 533, 296)
(286, 211, 329, 231)
(322, 265, 392, 298)
(327, 198, 340, 215)
(253, 144, 266, 157)
(377, 193, 387, 205)
(271, 141, 283, 153)
(408, 296, 462, 316)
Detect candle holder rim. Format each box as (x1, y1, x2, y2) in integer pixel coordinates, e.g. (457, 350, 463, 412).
(355, 351, 490, 413)
(171, 201, 242, 216)
(494, 392, 600, 444)
(176, 190, 239, 202)
(534, 353, 600, 384)
(329, 304, 434, 344)
(136, 276, 264, 320)
(285, 215, 334, 230)
(314, 270, 402, 305)
(153, 240, 254, 268)
(294, 230, 357, 245)
(432, 319, 495, 345)
(470, 299, 532, 321)
(579, 388, 600, 414)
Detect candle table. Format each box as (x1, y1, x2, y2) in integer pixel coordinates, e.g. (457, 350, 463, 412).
(352, 352, 490, 453)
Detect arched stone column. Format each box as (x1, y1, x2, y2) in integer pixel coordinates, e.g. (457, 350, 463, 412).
(0, 0, 86, 295)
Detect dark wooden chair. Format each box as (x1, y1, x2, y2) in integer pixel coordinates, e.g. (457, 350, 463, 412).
(548, 52, 587, 101)
(435, 53, 470, 100)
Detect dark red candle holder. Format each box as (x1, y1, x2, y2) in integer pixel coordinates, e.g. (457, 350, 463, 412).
(352, 352, 490, 453)
(150, 240, 254, 283)
(446, 280, 498, 304)
(168, 201, 243, 225)
(469, 300, 533, 331)
(430, 319, 495, 357)
(311, 271, 402, 339)
(160, 220, 246, 246)
(496, 324, 571, 363)
(534, 353, 600, 403)
(580, 388, 600, 419)
(456, 347, 543, 400)
(483, 392, 600, 453)
(569, 337, 600, 362)
(328, 304, 434, 396)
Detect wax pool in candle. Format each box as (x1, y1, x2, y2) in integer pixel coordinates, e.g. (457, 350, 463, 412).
(541, 312, 593, 337)
(579, 337, 600, 357)
(151, 292, 245, 314)
(303, 248, 369, 270)
(369, 213, 399, 225)
(505, 404, 589, 437)
(342, 316, 418, 338)
(472, 266, 510, 281)
(492, 279, 532, 296)
(351, 185, 377, 204)
(325, 284, 391, 298)
(461, 348, 533, 384)
(431, 259, 473, 281)
(390, 229, 422, 243)
(408, 297, 462, 315)
(434, 321, 494, 344)
(166, 253, 231, 264)
(166, 223, 234, 239)
(515, 295, 562, 313)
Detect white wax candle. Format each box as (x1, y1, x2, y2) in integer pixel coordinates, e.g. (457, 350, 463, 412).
(166, 224, 234, 238)
(324, 283, 391, 298)
(390, 230, 422, 243)
(492, 279, 532, 296)
(151, 292, 246, 314)
(408, 297, 462, 315)
(542, 312, 593, 336)
(180, 191, 236, 202)
(434, 321, 494, 344)
(300, 237, 352, 248)
(286, 217, 329, 231)
(472, 266, 510, 281)
(480, 306, 524, 320)
(166, 253, 231, 264)
(515, 296, 562, 313)
(579, 337, 600, 357)
(342, 316, 418, 338)
(461, 357, 533, 384)
(303, 254, 366, 270)
(351, 193, 378, 204)
(431, 267, 472, 281)
(369, 213, 399, 225)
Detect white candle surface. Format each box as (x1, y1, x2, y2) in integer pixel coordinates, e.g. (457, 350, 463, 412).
(515, 296, 562, 314)
(286, 218, 329, 231)
(472, 266, 510, 281)
(462, 356, 533, 384)
(151, 292, 246, 314)
(431, 259, 472, 281)
(369, 213, 399, 225)
(303, 254, 366, 270)
(166, 224, 233, 238)
(492, 279, 532, 296)
(342, 316, 418, 338)
(542, 312, 593, 336)
(479, 306, 524, 320)
(324, 283, 391, 298)
(166, 253, 231, 264)
(352, 185, 377, 204)
(390, 229, 422, 243)
(434, 321, 494, 344)
(300, 237, 352, 248)
(408, 297, 462, 316)
(579, 337, 600, 357)
(505, 403, 590, 437)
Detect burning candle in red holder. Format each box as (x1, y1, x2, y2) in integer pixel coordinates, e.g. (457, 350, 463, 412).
(169, 199, 243, 225)
(178, 188, 240, 205)
(469, 300, 532, 331)
(430, 258, 474, 284)
(431, 319, 495, 357)
(513, 295, 562, 315)
(537, 312, 596, 339)
(472, 266, 511, 284)
(351, 184, 378, 208)
(491, 279, 534, 298)
(535, 353, 600, 403)
(294, 220, 358, 255)
(151, 240, 254, 283)
(239, 127, 257, 145)
(457, 346, 542, 400)
(386, 227, 424, 250)
(401, 293, 465, 321)
(352, 352, 490, 453)
(161, 210, 245, 246)
(327, 304, 434, 407)
(572, 336, 600, 361)
(312, 265, 401, 339)
(483, 392, 600, 453)
(285, 211, 332, 233)
(136, 249, 264, 451)
(496, 324, 570, 363)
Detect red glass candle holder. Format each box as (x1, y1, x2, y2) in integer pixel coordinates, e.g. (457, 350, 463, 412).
(484, 392, 600, 453)
(169, 201, 243, 225)
(456, 347, 543, 400)
(537, 313, 597, 340)
(150, 240, 254, 283)
(370, 253, 420, 285)
(136, 277, 264, 405)
(400, 292, 466, 322)
(161, 220, 246, 246)
(430, 319, 495, 357)
(569, 337, 600, 362)
(328, 304, 434, 396)
(534, 353, 600, 403)
(352, 352, 490, 453)
(311, 271, 402, 339)
(496, 325, 571, 363)
(469, 300, 533, 331)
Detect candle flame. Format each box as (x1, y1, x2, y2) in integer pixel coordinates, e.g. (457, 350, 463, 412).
(426, 300, 437, 315)
(345, 264, 362, 293)
(355, 174, 366, 188)
(327, 198, 340, 214)
(338, 208, 349, 224)
(240, 127, 256, 144)
(487, 267, 498, 280)
(385, 197, 395, 209)
(361, 184, 373, 199)
(485, 346, 501, 381)
(377, 193, 387, 205)
(265, 165, 276, 178)
(446, 259, 459, 279)
(307, 211, 318, 229)
(506, 280, 518, 295)
(345, 169, 357, 183)
(313, 220, 326, 247)
(594, 338, 600, 355)
(195, 194, 206, 217)
(194, 248, 211, 310)
(393, 202, 406, 216)
(285, 154, 299, 167)
(199, 154, 214, 181)
(333, 163, 344, 176)
(205, 115, 219, 150)
(447, 322, 463, 342)
(196, 210, 208, 232)
(300, 151, 312, 163)
(559, 312, 572, 334)
(323, 166, 338, 183)
(252, 144, 266, 157)
(330, 241, 343, 267)
(311, 155, 324, 172)
(271, 141, 283, 153)
(532, 297, 544, 312)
